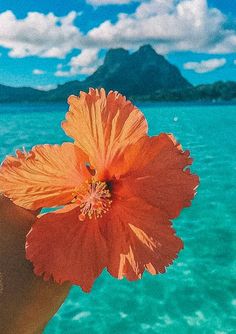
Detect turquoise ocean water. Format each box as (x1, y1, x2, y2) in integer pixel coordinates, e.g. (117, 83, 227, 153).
(0, 103, 235, 333)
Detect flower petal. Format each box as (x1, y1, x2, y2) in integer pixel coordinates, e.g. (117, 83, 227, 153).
(62, 89, 147, 177)
(0, 143, 90, 210)
(117, 134, 199, 219)
(26, 204, 108, 292)
(102, 197, 183, 280)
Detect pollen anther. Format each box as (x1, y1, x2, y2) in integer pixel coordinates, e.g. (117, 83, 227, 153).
(72, 180, 112, 221)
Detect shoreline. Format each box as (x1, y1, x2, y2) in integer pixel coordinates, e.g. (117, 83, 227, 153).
(0, 100, 236, 107)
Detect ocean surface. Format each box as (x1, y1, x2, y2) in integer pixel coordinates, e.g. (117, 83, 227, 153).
(0, 102, 235, 333)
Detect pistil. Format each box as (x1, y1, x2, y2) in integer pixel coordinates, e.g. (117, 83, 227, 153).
(72, 180, 112, 221)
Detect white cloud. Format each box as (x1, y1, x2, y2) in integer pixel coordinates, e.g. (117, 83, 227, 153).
(54, 69, 72, 77)
(54, 48, 101, 77)
(184, 58, 226, 73)
(35, 84, 57, 91)
(86, 0, 236, 54)
(33, 69, 45, 75)
(86, 0, 135, 6)
(0, 10, 82, 58)
(70, 48, 99, 68)
(207, 32, 236, 54)
(79, 65, 99, 75)
(136, 0, 175, 17)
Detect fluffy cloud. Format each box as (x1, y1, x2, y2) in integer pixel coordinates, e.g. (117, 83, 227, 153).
(0, 10, 82, 58)
(86, 0, 135, 6)
(33, 69, 45, 75)
(54, 48, 101, 77)
(86, 0, 236, 54)
(35, 84, 57, 91)
(184, 58, 226, 73)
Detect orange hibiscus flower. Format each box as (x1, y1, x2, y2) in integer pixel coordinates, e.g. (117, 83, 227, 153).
(0, 89, 199, 292)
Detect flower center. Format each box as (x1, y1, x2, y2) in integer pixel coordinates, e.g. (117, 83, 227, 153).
(72, 180, 112, 221)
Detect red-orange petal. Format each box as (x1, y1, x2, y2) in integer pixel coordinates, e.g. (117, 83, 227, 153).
(101, 197, 183, 280)
(26, 204, 108, 292)
(62, 88, 148, 178)
(0, 143, 90, 210)
(116, 133, 199, 219)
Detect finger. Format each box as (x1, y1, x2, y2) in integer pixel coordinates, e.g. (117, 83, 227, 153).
(0, 194, 41, 226)
(0, 194, 71, 334)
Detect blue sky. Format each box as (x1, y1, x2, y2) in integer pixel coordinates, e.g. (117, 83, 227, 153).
(0, 0, 235, 89)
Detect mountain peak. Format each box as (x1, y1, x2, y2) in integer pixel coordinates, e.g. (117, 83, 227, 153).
(86, 44, 191, 95)
(103, 48, 129, 67)
(85, 44, 191, 96)
(138, 44, 156, 53)
(135, 44, 164, 62)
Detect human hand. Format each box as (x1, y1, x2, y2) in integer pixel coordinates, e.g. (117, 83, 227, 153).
(0, 195, 71, 334)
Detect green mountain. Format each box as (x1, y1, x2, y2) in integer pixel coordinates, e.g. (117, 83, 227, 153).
(85, 45, 192, 95)
(40, 44, 191, 102)
(145, 81, 236, 102)
(0, 84, 46, 102)
(0, 45, 236, 103)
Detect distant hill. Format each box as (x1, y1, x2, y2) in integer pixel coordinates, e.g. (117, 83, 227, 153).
(85, 45, 192, 95)
(40, 44, 191, 102)
(143, 81, 236, 102)
(0, 45, 236, 103)
(0, 84, 46, 103)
